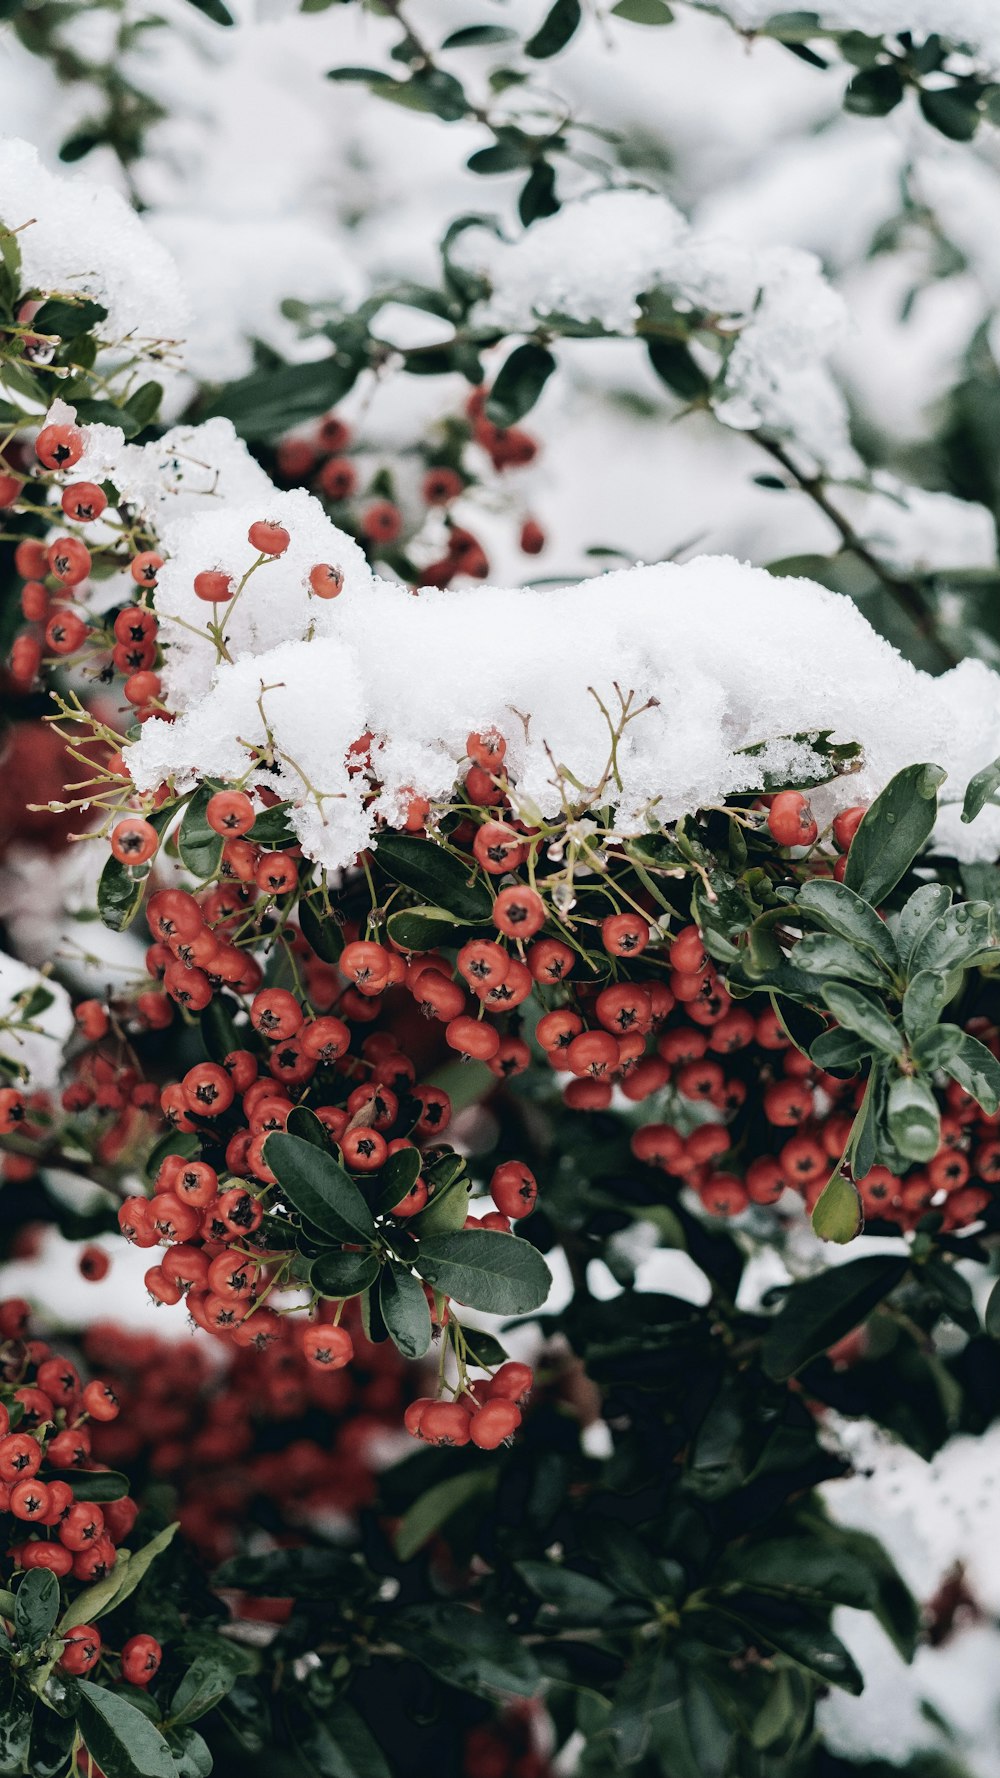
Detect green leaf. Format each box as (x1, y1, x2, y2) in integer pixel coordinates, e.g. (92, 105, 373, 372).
(200, 994, 241, 1063)
(213, 1547, 355, 1597)
(518, 160, 559, 226)
(187, 0, 234, 19)
(385, 904, 470, 952)
(178, 784, 223, 880)
(820, 983, 901, 1057)
(32, 296, 108, 337)
(611, 0, 673, 20)
(985, 1276, 1000, 1338)
(310, 1248, 381, 1299)
(299, 1705, 390, 1778)
(792, 932, 888, 987)
(0, 1698, 33, 1778)
(75, 1682, 175, 1778)
(886, 1072, 941, 1163)
(909, 901, 997, 974)
(170, 1642, 259, 1725)
(265, 1132, 377, 1244)
(810, 1172, 862, 1244)
(248, 801, 295, 845)
(961, 755, 1000, 823)
(413, 1169, 472, 1234)
(485, 342, 556, 426)
(97, 855, 147, 933)
(844, 63, 905, 115)
(609, 1648, 682, 1765)
(843, 763, 946, 905)
(808, 1028, 868, 1073)
(299, 895, 345, 963)
(14, 1569, 59, 1648)
(415, 1229, 551, 1315)
(896, 882, 953, 968)
(203, 356, 362, 441)
(126, 380, 164, 431)
(45, 1469, 128, 1502)
(919, 84, 981, 141)
(61, 1522, 179, 1629)
(516, 1560, 617, 1622)
(392, 1604, 540, 1697)
(284, 1106, 330, 1150)
(394, 1470, 495, 1561)
(459, 1326, 509, 1369)
(443, 24, 518, 46)
(902, 970, 952, 1043)
(645, 337, 710, 401)
(761, 1255, 908, 1381)
(915, 1026, 1000, 1115)
(467, 141, 531, 174)
(524, 0, 582, 57)
(373, 834, 492, 921)
(795, 876, 898, 969)
(750, 1614, 863, 1695)
(372, 1144, 422, 1213)
(379, 1264, 433, 1359)
(166, 1725, 212, 1778)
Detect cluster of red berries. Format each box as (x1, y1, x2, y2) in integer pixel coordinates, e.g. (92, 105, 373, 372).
(0, 1298, 162, 1691)
(463, 1703, 554, 1778)
(271, 397, 545, 584)
(628, 938, 1000, 1233)
(81, 1310, 415, 1563)
(405, 1359, 534, 1450)
(0, 1019, 160, 1187)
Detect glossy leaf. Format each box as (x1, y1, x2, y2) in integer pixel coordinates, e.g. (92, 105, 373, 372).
(414, 1229, 551, 1315)
(379, 1264, 433, 1358)
(392, 1603, 540, 1697)
(265, 1132, 376, 1244)
(761, 1255, 908, 1380)
(373, 834, 492, 921)
(485, 342, 556, 425)
(14, 1569, 59, 1648)
(524, 0, 582, 58)
(310, 1248, 381, 1299)
(843, 763, 946, 906)
(75, 1682, 175, 1778)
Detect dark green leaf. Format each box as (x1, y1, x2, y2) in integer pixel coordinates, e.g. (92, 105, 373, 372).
(961, 754, 1000, 823)
(392, 1604, 540, 1697)
(843, 763, 946, 905)
(46, 1470, 128, 1502)
(646, 337, 710, 400)
(844, 63, 905, 116)
(518, 161, 559, 226)
(394, 1470, 495, 1561)
(14, 1569, 59, 1648)
(378, 1264, 432, 1358)
(374, 834, 491, 920)
(372, 1145, 422, 1213)
(75, 1682, 175, 1778)
(299, 895, 345, 963)
(909, 901, 997, 974)
(609, 1648, 682, 1765)
(186, 0, 235, 22)
(919, 84, 981, 140)
(443, 24, 518, 46)
(386, 904, 470, 952)
(299, 1702, 390, 1778)
(415, 1229, 551, 1315)
(761, 1255, 908, 1380)
(265, 1132, 376, 1243)
(793, 933, 887, 987)
(611, 0, 673, 20)
(32, 296, 108, 337)
(516, 1559, 616, 1621)
(310, 1248, 381, 1299)
(203, 357, 362, 440)
(485, 342, 556, 426)
(170, 1643, 259, 1725)
(525, 0, 582, 57)
(97, 855, 146, 933)
(285, 1106, 330, 1149)
(178, 785, 224, 880)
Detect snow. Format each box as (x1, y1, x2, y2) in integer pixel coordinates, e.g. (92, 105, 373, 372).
(457, 191, 855, 472)
(0, 138, 187, 346)
(693, 0, 1000, 69)
(0, 952, 72, 1092)
(127, 549, 1000, 871)
(70, 412, 274, 529)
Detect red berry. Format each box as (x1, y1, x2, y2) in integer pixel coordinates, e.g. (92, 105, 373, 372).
(767, 791, 819, 848)
(59, 1624, 101, 1675)
(248, 520, 290, 556)
(470, 1399, 521, 1448)
(193, 569, 233, 603)
(61, 482, 107, 522)
(206, 790, 255, 836)
(308, 562, 344, 599)
(110, 818, 158, 866)
(36, 422, 84, 470)
(121, 1634, 161, 1687)
(301, 1325, 353, 1369)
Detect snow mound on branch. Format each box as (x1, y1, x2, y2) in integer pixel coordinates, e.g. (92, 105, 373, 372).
(147, 486, 377, 710)
(456, 190, 853, 472)
(0, 953, 71, 1092)
(71, 413, 273, 529)
(0, 138, 187, 344)
(127, 553, 1000, 872)
(695, 0, 1000, 65)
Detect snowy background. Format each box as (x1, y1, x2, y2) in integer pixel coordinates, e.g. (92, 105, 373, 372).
(3, 1, 1000, 1769)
